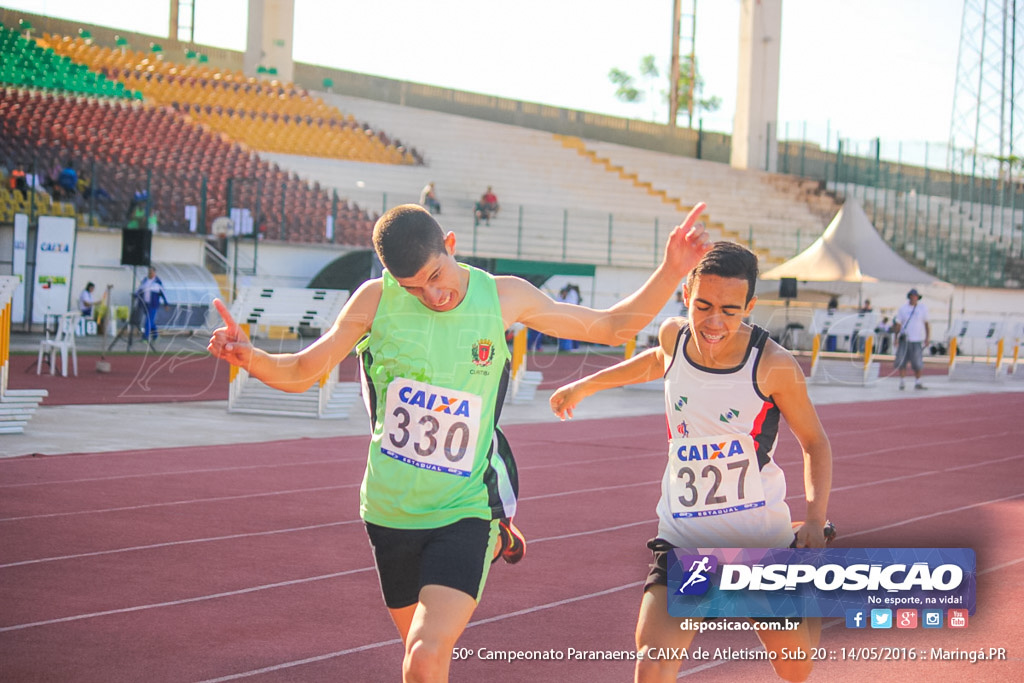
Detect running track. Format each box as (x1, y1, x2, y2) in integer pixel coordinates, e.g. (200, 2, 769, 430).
(1, 394, 1022, 682)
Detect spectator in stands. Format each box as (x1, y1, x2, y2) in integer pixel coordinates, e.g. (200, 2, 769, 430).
(859, 299, 873, 313)
(40, 161, 61, 197)
(8, 164, 26, 197)
(127, 190, 148, 228)
(892, 288, 930, 390)
(81, 175, 113, 222)
(9, 163, 27, 197)
(57, 160, 78, 200)
(135, 266, 169, 342)
(419, 181, 441, 214)
(827, 295, 838, 313)
(474, 186, 500, 226)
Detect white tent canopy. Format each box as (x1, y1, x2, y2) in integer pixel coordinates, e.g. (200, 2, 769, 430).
(755, 198, 954, 339)
(762, 198, 943, 285)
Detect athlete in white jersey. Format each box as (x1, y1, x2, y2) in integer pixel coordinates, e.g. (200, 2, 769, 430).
(657, 323, 792, 548)
(551, 242, 832, 683)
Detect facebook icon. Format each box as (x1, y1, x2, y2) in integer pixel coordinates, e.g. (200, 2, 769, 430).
(846, 609, 867, 629)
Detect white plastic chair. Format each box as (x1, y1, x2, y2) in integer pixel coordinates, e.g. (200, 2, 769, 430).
(37, 312, 80, 377)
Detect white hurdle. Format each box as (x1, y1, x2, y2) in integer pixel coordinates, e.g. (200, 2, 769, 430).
(808, 309, 881, 386)
(947, 319, 1009, 382)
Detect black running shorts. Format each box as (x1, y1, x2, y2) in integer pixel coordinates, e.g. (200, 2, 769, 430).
(365, 517, 499, 609)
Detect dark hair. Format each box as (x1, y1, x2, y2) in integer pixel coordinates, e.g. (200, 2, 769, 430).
(686, 241, 759, 303)
(372, 204, 447, 278)
(86, 281, 95, 290)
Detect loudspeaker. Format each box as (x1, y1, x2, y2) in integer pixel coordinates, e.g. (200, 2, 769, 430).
(779, 277, 798, 299)
(121, 228, 151, 266)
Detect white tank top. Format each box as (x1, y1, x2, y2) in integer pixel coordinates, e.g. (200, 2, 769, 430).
(656, 324, 792, 548)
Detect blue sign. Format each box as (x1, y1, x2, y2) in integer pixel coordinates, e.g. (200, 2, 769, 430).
(667, 548, 975, 618)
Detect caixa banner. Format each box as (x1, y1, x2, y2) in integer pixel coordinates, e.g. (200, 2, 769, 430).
(667, 548, 975, 618)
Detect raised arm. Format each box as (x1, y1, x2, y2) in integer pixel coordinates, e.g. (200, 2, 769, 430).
(207, 279, 381, 393)
(760, 345, 833, 548)
(500, 203, 710, 345)
(550, 346, 665, 420)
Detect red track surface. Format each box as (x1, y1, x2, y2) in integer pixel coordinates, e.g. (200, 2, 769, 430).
(6, 347, 632, 406)
(8, 344, 941, 406)
(2, 394, 1022, 682)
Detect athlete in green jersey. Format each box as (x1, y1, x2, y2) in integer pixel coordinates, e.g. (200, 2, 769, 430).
(208, 202, 710, 683)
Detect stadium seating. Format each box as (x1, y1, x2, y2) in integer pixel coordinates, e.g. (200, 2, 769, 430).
(37, 33, 418, 165)
(0, 25, 136, 98)
(266, 93, 842, 268)
(0, 85, 377, 243)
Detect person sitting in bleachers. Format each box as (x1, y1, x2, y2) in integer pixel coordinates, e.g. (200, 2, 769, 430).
(9, 163, 28, 198)
(419, 181, 441, 214)
(57, 160, 78, 200)
(474, 186, 500, 226)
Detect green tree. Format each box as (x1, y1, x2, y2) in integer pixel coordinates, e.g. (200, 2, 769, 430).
(609, 53, 720, 128)
(675, 54, 721, 128)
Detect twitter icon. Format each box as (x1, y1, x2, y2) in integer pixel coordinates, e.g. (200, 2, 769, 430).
(870, 609, 893, 629)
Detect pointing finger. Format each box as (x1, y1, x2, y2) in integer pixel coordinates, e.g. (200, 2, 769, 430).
(212, 298, 238, 332)
(681, 202, 707, 233)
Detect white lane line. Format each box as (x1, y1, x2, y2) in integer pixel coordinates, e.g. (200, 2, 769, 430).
(0, 568, 375, 633)
(199, 491, 1024, 681)
(840, 491, 1024, 539)
(786, 452, 1024, 501)
(0, 520, 364, 569)
(5, 487, 1022, 642)
(6, 449, 1019, 564)
(0, 450, 662, 489)
(0, 457, 362, 488)
(193, 582, 646, 683)
(0, 484, 356, 522)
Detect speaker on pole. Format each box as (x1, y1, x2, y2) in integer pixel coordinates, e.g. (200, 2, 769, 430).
(778, 277, 798, 299)
(120, 228, 151, 266)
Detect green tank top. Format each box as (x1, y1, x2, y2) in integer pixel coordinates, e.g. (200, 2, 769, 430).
(357, 264, 513, 528)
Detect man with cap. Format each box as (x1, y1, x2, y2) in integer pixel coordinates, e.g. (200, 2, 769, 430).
(892, 288, 930, 390)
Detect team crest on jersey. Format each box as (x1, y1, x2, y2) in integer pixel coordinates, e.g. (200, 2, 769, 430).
(472, 339, 494, 366)
(719, 408, 741, 423)
(673, 396, 688, 412)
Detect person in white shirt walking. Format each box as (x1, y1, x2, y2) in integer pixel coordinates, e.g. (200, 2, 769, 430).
(892, 288, 930, 390)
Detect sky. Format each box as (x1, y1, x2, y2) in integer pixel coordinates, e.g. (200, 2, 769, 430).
(4, 0, 964, 157)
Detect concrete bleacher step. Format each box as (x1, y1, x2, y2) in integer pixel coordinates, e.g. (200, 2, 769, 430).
(948, 363, 1006, 382)
(230, 377, 361, 419)
(1, 388, 48, 400)
(0, 389, 46, 435)
(509, 370, 544, 404)
(809, 359, 882, 386)
(0, 423, 29, 434)
(320, 382, 362, 419)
